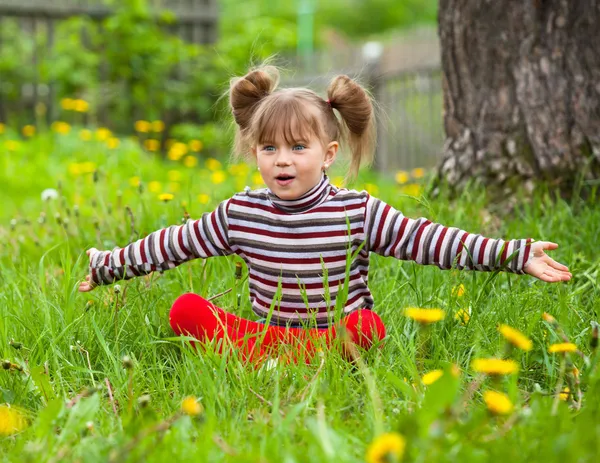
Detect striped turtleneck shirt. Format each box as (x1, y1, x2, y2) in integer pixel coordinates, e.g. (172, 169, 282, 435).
(89, 175, 532, 326)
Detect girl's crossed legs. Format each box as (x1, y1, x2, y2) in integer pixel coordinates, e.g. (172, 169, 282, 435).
(169, 293, 386, 363)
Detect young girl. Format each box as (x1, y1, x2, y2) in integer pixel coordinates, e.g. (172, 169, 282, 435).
(79, 66, 571, 363)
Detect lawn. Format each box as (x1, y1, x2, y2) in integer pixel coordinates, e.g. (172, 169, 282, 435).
(1, 124, 599, 462)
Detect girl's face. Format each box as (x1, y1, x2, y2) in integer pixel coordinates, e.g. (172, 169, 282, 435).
(253, 132, 338, 200)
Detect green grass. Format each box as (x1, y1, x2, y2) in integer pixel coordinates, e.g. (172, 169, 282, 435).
(1, 128, 599, 462)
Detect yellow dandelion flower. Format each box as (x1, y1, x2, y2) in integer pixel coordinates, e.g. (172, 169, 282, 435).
(95, 128, 111, 141)
(60, 98, 75, 110)
(73, 99, 89, 112)
(205, 158, 222, 171)
(183, 155, 198, 167)
(189, 139, 203, 152)
(572, 367, 579, 378)
(79, 162, 97, 174)
(0, 123, 5, 134)
(22, 125, 35, 137)
(169, 182, 181, 192)
(364, 183, 379, 195)
(158, 193, 174, 202)
(421, 369, 443, 386)
(548, 343, 577, 354)
(498, 324, 532, 351)
(144, 139, 160, 152)
(483, 390, 513, 415)
(411, 168, 425, 179)
(51, 121, 71, 135)
(197, 193, 210, 204)
(455, 308, 471, 325)
(252, 172, 264, 185)
(79, 129, 92, 141)
(106, 137, 120, 149)
(5, 140, 21, 151)
(167, 170, 182, 182)
(404, 307, 445, 324)
(395, 171, 409, 184)
(559, 387, 570, 401)
(452, 283, 466, 297)
(181, 396, 203, 416)
(168, 142, 188, 161)
(472, 358, 519, 376)
(542, 312, 558, 326)
(151, 120, 165, 132)
(402, 183, 422, 197)
(366, 432, 405, 463)
(0, 405, 28, 436)
(211, 170, 226, 184)
(134, 120, 151, 133)
(331, 176, 345, 187)
(129, 176, 141, 187)
(68, 163, 82, 176)
(148, 181, 162, 193)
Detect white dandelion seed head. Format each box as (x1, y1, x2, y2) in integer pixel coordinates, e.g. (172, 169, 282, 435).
(41, 188, 59, 201)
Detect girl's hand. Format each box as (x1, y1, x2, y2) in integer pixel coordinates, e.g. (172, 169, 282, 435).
(523, 241, 572, 283)
(78, 248, 98, 292)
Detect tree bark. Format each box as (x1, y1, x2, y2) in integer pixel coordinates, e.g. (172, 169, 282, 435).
(434, 0, 600, 197)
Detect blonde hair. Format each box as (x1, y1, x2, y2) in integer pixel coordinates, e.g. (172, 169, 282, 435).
(229, 65, 376, 179)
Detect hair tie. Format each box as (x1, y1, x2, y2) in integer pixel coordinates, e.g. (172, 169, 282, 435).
(325, 98, 332, 108)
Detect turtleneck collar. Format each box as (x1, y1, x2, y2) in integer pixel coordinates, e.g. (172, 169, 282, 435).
(267, 174, 332, 213)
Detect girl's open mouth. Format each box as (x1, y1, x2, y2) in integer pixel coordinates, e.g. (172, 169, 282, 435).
(275, 174, 295, 186)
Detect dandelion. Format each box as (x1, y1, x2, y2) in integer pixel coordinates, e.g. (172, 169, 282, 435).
(51, 121, 71, 135)
(181, 396, 203, 416)
(168, 142, 188, 161)
(22, 125, 35, 137)
(151, 120, 165, 132)
(395, 171, 409, 184)
(144, 139, 160, 152)
(364, 183, 379, 195)
(404, 308, 445, 324)
(158, 193, 174, 202)
(205, 158, 222, 171)
(95, 128, 111, 141)
(79, 162, 97, 174)
(483, 390, 513, 415)
(472, 358, 519, 375)
(402, 184, 422, 197)
(129, 176, 141, 187)
(79, 129, 92, 141)
(0, 405, 28, 435)
(455, 308, 470, 325)
(498, 324, 532, 351)
(421, 369, 443, 386)
(366, 432, 406, 463)
(252, 172, 264, 185)
(41, 188, 59, 201)
(73, 99, 89, 112)
(542, 312, 558, 326)
(189, 139, 203, 152)
(60, 98, 75, 110)
(198, 193, 210, 204)
(548, 343, 577, 354)
(211, 171, 226, 184)
(452, 284, 465, 297)
(148, 181, 162, 193)
(559, 387, 571, 401)
(134, 120, 151, 133)
(183, 155, 198, 167)
(411, 167, 425, 179)
(106, 137, 120, 149)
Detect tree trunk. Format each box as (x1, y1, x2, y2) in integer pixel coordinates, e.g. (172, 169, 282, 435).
(434, 0, 600, 197)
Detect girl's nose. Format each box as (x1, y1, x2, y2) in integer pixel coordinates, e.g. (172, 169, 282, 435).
(275, 151, 292, 166)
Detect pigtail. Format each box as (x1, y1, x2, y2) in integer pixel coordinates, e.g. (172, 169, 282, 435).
(230, 66, 280, 156)
(327, 75, 376, 178)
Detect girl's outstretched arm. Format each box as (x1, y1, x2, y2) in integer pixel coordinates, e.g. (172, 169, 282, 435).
(79, 199, 232, 291)
(364, 197, 570, 280)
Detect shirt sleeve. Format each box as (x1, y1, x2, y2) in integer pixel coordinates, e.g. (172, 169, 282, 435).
(89, 199, 232, 285)
(364, 196, 532, 274)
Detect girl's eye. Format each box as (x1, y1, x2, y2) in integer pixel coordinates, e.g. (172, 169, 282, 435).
(262, 145, 275, 152)
(292, 144, 306, 151)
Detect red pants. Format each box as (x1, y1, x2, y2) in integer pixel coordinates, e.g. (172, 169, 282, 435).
(169, 293, 386, 364)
